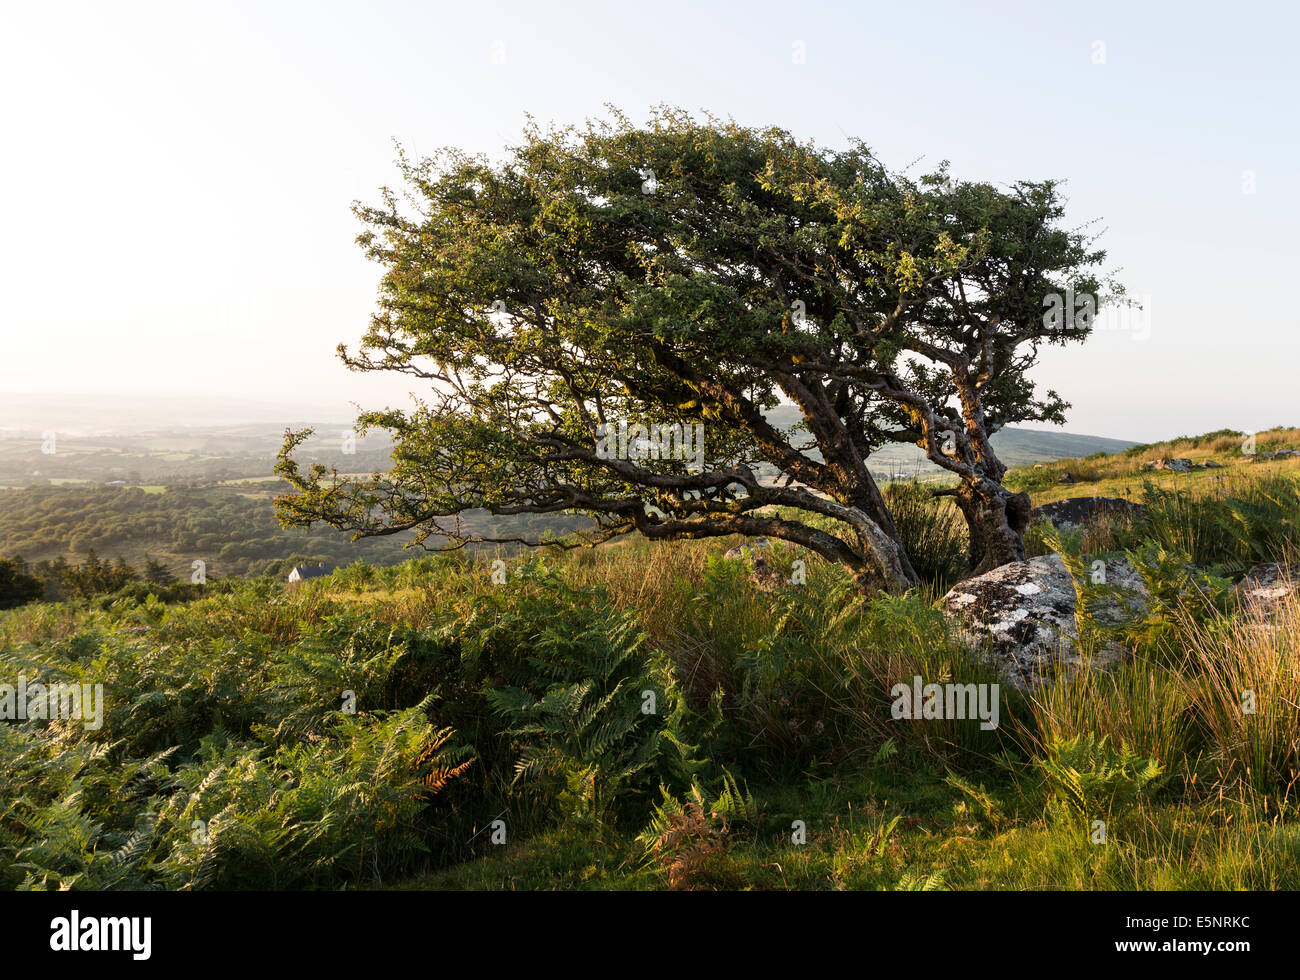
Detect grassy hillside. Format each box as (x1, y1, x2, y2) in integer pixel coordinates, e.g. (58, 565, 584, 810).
(2, 430, 1298, 890)
(1011, 426, 1300, 503)
(867, 427, 1137, 480)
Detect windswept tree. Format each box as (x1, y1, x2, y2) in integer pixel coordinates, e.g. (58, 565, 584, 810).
(276, 109, 1115, 593)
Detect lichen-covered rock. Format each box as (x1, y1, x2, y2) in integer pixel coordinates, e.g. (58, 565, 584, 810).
(1145, 457, 1197, 472)
(1251, 449, 1300, 461)
(1233, 563, 1298, 618)
(938, 554, 1148, 690)
(1030, 496, 1146, 533)
(749, 555, 785, 592)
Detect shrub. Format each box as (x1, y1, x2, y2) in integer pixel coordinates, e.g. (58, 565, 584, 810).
(483, 567, 698, 824)
(1034, 733, 1165, 818)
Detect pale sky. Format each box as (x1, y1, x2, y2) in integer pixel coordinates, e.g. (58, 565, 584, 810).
(1, 0, 1296, 441)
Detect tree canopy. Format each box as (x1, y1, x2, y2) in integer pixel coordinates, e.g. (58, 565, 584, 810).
(277, 108, 1118, 593)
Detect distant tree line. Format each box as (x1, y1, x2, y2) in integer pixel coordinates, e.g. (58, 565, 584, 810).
(1, 550, 179, 605)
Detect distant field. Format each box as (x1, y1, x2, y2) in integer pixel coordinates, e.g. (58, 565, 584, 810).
(0, 423, 392, 487)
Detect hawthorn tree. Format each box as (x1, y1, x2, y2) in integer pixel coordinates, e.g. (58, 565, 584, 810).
(276, 109, 1114, 593)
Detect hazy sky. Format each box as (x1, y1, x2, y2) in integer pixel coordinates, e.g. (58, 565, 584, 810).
(2, 0, 1296, 441)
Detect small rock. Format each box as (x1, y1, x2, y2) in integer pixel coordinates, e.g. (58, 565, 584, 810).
(750, 555, 785, 592)
(723, 538, 788, 591)
(1233, 563, 1298, 618)
(1030, 496, 1146, 534)
(1145, 457, 1197, 472)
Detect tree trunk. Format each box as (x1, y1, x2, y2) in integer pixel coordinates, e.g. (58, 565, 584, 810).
(956, 481, 1031, 578)
(850, 521, 921, 596)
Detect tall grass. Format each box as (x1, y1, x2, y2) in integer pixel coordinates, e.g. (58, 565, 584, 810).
(882, 481, 968, 596)
(1179, 592, 1300, 792)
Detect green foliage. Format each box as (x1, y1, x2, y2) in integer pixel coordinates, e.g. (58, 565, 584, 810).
(58, 550, 138, 599)
(1119, 544, 1232, 659)
(4, 712, 468, 891)
(0, 577, 477, 889)
(944, 772, 1007, 831)
(1035, 733, 1165, 818)
(142, 555, 174, 587)
(634, 770, 758, 888)
(636, 770, 759, 853)
(895, 868, 947, 890)
(881, 482, 967, 593)
(3, 448, 1300, 891)
(0, 556, 43, 609)
(1041, 521, 1235, 665)
(276, 108, 1114, 595)
(1133, 476, 1300, 573)
(484, 569, 698, 824)
(150, 715, 470, 890)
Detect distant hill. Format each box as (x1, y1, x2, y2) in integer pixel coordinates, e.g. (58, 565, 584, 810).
(0, 484, 589, 582)
(760, 403, 1134, 481)
(869, 427, 1137, 480)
